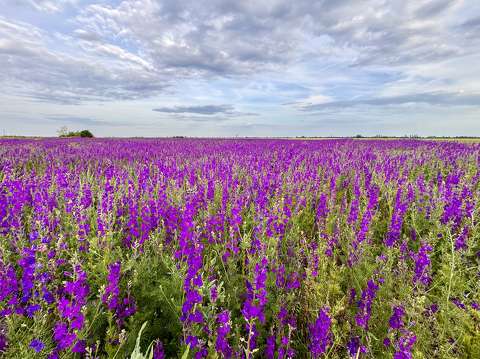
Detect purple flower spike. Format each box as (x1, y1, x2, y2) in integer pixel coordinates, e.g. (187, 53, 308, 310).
(30, 339, 45, 353)
(309, 308, 332, 357)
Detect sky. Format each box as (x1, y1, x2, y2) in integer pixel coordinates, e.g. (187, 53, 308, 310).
(1, 0, 480, 137)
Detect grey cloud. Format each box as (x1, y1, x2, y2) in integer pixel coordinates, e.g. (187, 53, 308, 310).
(9, 0, 77, 13)
(0, 17, 168, 103)
(301, 92, 480, 111)
(153, 104, 258, 117)
(74, 0, 474, 80)
(170, 115, 232, 123)
(73, 29, 102, 42)
(461, 16, 480, 29)
(153, 104, 234, 115)
(1, 0, 479, 112)
(415, 0, 457, 18)
(457, 16, 480, 39)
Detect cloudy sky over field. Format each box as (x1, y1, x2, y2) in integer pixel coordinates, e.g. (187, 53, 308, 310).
(1, 0, 480, 136)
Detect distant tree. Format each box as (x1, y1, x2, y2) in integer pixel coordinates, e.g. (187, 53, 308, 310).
(355, 134, 363, 138)
(58, 128, 94, 138)
(79, 130, 94, 138)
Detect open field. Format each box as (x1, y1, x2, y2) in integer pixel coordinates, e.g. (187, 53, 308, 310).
(0, 138, 479, 358)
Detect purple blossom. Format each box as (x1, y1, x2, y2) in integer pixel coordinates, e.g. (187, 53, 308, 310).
(265, 335, 276, 359)
(0, 334, 7, 352)
(454, 227, 469, 251)
(153, 340, 165, 359)
(72, 340, 86, 353)
(385, 188, 408, 247)
(102, 262, 121, 311)
(102, 262, 135, 326)
(389, 306, 405, 330)
(242, 258, 268, 328)
(347, 336, 366, 357)
(412, 242, 432, 286)
(18, 247, 36, 303)
(53, 322, 76, 350)
(309, 308, 332, 357)
(451, 298, 466, 310)
(355, 279, 380, 330)
(393, 331, 416, 359)
(216, 310, 232, 358)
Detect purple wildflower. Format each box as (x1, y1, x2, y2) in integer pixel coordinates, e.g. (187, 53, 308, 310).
(385, 188, 408, 247)
(265, 335, 276, 359)
(216, 310, 232, 358)
(102, 262, 135, 326)
(451, 298, 466, 310)
(355, 279, 380, 330)
(53, 322, 76, 350)
(389, 306, 405, 330)
(153, 340, 165, 359)
(309, 308, 332, 357)
(347, 336, 367, 357)
(412, 242, 432, 286)
(393, 331, 416, 359)
(454, 226, 469, 251)
(0, 334, 7, 352)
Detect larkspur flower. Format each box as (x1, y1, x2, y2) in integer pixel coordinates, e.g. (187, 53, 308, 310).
(309, 308, 332, 357)
(216, 310, 232, 358)
(265, 335, 276, 359)
(454, 226, 469, 251)
(102, 262, 135, 326)
(30, 339, 44, 353)
(412, 242, 432, 286)
(347, 336, 367, 357)
(53, 322, 76, 350)
(0, 334, 7, 352)
(355, 279, 380, 330)
(393, 331, 416, 359)
(389, 306, 405, 330)
(153, 339, 165, 359)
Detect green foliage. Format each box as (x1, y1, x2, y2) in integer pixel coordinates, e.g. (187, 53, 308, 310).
(58, 129, 94, 138)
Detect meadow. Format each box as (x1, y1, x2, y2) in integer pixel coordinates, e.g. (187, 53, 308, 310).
(0, 138, 479, 358)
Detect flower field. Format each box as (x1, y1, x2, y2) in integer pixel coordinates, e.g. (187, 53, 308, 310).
(0, 138, 479, 358)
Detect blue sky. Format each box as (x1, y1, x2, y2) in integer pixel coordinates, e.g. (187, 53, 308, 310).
(1, 0, 480, 137)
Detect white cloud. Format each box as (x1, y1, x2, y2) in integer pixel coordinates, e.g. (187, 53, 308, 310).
(1, 0, 480, 136)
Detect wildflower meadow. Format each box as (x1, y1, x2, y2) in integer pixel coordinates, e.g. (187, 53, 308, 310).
(0, 138, 479, 358)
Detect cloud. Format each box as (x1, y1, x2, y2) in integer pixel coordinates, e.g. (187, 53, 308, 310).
(167, 115, 232, 123)
(415, 0, 457, 18)
(153, 104, 234, 115)
(153, 104, 258, 117)
(0, 17, 169, 103)
(2, 1, 478, 103)
(1, 0, 480, 136)
(9, 0, 78, 13)
(73, 29, 102, 42)
(301, 92, 480, 111)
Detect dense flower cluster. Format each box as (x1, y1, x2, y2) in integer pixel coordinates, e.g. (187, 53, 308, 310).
(355, 279, 382, 330)
(216, 310, 232, 358)
(412, 242, 433, 286)
(0, 138, 479, 358)
(309, 308, 332, 357)
(102, 262, 136, 327)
